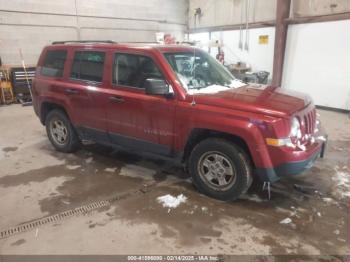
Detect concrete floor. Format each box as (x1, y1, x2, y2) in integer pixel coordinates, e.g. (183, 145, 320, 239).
(0, 104, 349, 255)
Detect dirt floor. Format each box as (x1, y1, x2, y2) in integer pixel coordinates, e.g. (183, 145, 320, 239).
(0, 104, 349, 256)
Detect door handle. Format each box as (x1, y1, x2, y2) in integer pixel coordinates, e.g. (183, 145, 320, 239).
(65, 88, 79, 95)
(109, 96, 125, 103)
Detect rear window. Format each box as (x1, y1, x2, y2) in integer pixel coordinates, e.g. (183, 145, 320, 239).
(41, 50, 67, 77)
(71, 51, 105, 82)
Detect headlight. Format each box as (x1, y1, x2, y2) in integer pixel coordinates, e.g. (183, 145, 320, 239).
(290, 117, 301, 139)
(265, 117, 301, 148)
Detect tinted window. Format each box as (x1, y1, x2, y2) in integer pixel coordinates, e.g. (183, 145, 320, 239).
(41, 50, 67, 77)
(71, 51, 105, 82)
(113, 53, 163, 88)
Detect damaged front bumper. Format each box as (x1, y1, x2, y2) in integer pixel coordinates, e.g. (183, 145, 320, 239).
(255, 134, 328, 183)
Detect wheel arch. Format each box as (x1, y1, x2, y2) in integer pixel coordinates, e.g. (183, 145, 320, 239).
(182, 128, 254, 167)
(40, 102, 69, 125)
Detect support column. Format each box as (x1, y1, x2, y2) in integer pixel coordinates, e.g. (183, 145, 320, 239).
(272, 0, 291, 87)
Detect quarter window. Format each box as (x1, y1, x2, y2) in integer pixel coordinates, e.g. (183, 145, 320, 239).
(71, 51, 105, 82)
(41, 50, 67, 77)
(113, 53, 163, 88)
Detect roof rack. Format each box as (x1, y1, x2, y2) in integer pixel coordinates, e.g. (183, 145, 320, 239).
(52, 40, 116, 45)
(122, 42, 160, 44)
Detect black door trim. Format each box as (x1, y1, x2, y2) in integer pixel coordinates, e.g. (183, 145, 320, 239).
(75, 126, 179, 159)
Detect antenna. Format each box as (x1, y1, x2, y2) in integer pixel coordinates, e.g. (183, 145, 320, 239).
(191, 46, 196, 106)
(193, 45, 196, 81)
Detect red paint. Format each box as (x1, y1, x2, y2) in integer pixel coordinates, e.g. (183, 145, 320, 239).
(33, 43, 326, 171)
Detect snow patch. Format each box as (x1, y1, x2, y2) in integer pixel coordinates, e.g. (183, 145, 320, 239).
(241, 194, 265, 203)
(280, 217, 292, 224)
(316, 136, 327, 141)
(105, 167, 118, 173)
(85, 157, 93, 164)
(157, 194, 187, 209)
(322, 197, 334, 203)
(310, 136, 315, 144)
(188, 85, 230, 94)
(66, 165, 81, 170)
(188, 80, 246, 95)
(61, 199, 70, 205)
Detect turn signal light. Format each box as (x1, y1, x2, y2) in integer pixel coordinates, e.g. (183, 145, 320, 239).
(266, 138, 293, 147)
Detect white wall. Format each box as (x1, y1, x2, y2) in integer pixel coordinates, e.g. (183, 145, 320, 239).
(292, 0, 350, 17)
(0, 0, 188, 65)
(188, 0, 276, 30)
(188, 0, 350, 31)
(221, 27, 275, 74)
(189, 27, 275, 78)
(188, 32, 210, 51)
(282, 20, 350, 110)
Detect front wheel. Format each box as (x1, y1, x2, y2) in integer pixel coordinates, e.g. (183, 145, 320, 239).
(45, 109, 80, 153)
(189, 138, 252, 201)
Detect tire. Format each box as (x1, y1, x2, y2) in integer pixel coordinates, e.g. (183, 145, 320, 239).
(45, 109, 80, 153)
(189, 138, 252, 201)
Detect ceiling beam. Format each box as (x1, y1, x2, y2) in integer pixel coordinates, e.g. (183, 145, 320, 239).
(188, 21, 275, 33)
(287, 11, 350, 25)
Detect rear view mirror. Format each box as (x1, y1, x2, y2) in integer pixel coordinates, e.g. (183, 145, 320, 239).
(144, 78, 172, 97)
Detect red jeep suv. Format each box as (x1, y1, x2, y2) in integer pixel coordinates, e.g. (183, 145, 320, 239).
(32, 41, 327, 201)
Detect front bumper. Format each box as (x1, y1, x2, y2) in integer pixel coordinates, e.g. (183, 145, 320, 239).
(255, 138, 327, 183)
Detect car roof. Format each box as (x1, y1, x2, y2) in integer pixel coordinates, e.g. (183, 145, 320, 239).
(47, 42, 199, 53)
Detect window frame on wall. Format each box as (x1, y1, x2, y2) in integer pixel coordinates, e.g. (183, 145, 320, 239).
(41, 49, 67, 78)
(112, 52, 165, 90)
(70, 50, 106, 84)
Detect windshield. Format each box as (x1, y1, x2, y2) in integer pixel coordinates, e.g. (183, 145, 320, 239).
(164, 51, 242, 92)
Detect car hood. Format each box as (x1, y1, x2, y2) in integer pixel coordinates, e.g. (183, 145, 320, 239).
(191, 84, 311, 118)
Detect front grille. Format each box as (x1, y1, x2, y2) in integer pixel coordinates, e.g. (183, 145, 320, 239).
(303, 108, 316, 134)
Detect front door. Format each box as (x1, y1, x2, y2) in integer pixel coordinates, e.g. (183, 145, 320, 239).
(105, 52, 176, 156)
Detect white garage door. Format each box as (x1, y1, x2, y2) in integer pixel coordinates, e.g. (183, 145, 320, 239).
(282, 20, 350, 110)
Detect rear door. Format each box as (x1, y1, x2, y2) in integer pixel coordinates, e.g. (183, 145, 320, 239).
(105, 51, 177, 156)
(35, 48, 69, 113)
(62, 49, 110, 143)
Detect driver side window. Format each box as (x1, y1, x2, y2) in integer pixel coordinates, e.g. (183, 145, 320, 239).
(113, 53, 164, 89)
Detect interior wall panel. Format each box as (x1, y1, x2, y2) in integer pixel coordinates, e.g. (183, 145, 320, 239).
(282, 20, 350, 110)
(0, 0, 188, 65)
(190, 27, 275, 78)
(188, 0, 276, 30)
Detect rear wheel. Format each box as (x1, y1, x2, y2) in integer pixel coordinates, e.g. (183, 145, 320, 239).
(45, 109, 80, 153)
(189, 138, 252, 201)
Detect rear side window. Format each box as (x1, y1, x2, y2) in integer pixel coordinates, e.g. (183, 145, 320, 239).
(41, 50, 67, 77)
(71, 51, 105, 82)
(113, 53, 163, 88)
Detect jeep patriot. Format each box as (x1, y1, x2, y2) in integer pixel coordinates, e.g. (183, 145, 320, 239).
(32, 41, 327, 200)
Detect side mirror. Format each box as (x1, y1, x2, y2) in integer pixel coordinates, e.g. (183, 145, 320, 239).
(144, 78, 172, 97)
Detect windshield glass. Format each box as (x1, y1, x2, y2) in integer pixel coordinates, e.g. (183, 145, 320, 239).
(164, 51, 243, 92)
